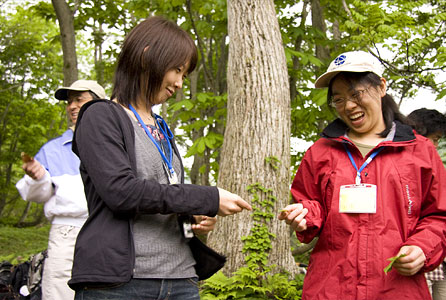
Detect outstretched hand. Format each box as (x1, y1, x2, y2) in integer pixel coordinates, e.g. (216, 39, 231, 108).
(392, 245, 426, 276)
(217, 187, 252, 216)
(278, 203, 308, 232)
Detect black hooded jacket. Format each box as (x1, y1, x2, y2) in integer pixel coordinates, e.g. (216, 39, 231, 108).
(68, 100, 219, 288)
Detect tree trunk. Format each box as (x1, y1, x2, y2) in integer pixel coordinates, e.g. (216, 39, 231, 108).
(311, 0, 330, 132)
(290, 0, 309, 102)
(207, 0, 297, 275)
(94, 22, 105, 86)
(52, 0, 78, 85)
(17, 201, 32, 226)
(311, 0, 330, 62)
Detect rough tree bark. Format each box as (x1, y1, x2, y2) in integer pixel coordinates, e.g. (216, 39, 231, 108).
(51, 0, 78, 86)
(207, 0, 297, 275)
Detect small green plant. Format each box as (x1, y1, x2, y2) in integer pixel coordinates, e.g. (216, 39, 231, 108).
(264, 156, 281, 171)
(200, 183, 304, 299)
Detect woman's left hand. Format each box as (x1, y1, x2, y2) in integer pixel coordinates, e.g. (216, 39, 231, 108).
(192, 215, 217, 235)
(392, 245, 426, 276)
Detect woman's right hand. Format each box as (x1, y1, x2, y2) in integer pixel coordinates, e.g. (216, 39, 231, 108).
(278, 203, 308, 232)
(217, 187, 252, 216)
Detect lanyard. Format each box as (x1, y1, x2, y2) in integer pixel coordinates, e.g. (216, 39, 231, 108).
(343, 143, 384, 184)
(128, 104, 176, 179)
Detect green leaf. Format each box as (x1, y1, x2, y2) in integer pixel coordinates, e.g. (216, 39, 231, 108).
(313, 88, 328, 106)
(383, 253, 406, 274)
(197, 138, 206, 154)
(436, 89, 446, 100)
(197, 92, 209, 103)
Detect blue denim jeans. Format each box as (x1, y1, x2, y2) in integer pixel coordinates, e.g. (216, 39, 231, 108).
(74, 278, 200, 300)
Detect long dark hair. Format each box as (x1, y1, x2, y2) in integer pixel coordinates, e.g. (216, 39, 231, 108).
(111, 16, 198, 107)
(327, 72, 409, 137)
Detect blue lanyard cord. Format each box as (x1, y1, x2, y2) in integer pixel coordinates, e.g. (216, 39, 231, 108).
(343, 143, 384, 184)
(153, 115, 173, 164)
(154, 114, 174, 141)
(128, 104, 174, 175)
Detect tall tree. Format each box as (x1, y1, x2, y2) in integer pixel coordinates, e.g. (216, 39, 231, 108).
(51, 0, 78, 85)
(207, 0, 297, 274)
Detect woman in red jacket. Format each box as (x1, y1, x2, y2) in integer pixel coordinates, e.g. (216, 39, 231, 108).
(279, 50, 446, 299)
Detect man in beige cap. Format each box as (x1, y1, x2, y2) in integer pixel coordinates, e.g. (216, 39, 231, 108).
(55, 80, 107, 127)
(16, 80, 106, 300)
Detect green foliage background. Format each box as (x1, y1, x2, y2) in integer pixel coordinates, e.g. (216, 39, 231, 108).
(0, 4, 66, 228)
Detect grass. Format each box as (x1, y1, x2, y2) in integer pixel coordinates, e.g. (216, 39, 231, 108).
(0, 224, 49, 265)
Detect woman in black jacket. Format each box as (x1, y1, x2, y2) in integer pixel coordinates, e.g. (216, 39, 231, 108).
(70, 16, 251, 300)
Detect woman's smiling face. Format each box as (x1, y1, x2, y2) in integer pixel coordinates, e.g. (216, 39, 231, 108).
(331, 74, 387, 138)
(152, 62, 190, 105)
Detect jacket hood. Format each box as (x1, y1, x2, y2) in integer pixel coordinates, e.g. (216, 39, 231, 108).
(321, 118, 416, 143)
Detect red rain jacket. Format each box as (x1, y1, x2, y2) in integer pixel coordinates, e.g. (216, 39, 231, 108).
(292, 119, 446, 300)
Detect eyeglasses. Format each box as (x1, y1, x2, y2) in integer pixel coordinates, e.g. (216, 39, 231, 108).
(330, 86, 371, 108)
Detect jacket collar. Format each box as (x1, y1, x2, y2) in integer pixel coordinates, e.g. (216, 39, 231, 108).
(61, 128, 74, 145)
(321, 118, 416, 143)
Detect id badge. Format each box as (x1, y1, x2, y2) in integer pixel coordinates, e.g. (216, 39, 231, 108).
(339, 184, 377, 213)
(168, 170, 178, 185)
(178, 215, 194, 239)
(163, 163, 178, 185)
(182, 219, 194, 238)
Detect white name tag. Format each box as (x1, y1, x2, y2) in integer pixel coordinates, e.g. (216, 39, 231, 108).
(168, 170, 178, 185)
(339, 184, 377, 213)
